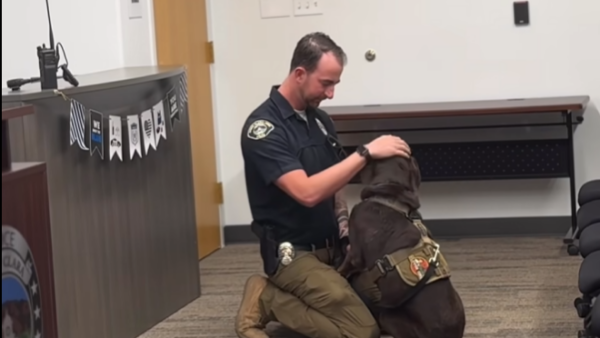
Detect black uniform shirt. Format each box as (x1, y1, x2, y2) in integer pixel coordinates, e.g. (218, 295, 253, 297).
(241, 85, 343, 245)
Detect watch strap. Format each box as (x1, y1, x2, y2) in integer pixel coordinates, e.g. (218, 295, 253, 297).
(356, 144, 372, 162)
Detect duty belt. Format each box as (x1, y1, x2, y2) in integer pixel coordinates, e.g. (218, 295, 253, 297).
(293, 238, 334, 252)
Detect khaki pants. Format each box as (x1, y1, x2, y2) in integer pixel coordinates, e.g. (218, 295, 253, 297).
(259, 248, 379, 338)
(347, 271, 383, 321)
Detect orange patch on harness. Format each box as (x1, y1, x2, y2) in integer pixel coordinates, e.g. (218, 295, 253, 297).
(409, 256, 429, 278)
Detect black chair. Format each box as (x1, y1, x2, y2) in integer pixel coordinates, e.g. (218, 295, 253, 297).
(579, 180, 600, 206)
(569, 195, 600, 256)
(575, 252, 600, 337)
(574, 180, 600, 338)
(580, 223, 600, 258)
(579, 200, 600, 233)
(590, 299, 599, 337)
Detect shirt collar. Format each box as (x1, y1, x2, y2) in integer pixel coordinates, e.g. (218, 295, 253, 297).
(269, 85, 314, 119)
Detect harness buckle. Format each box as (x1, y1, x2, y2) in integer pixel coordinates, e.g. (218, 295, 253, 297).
(375, 256, 394, 275)
(429, 243, 441, 267)
(408, 210, 422, 220)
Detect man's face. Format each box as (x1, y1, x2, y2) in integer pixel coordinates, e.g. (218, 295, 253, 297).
(294, 52, 343, 109)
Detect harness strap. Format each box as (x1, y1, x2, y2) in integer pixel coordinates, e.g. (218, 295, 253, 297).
(368, 196, 410, 215)
(368, 197, 433, 238)
(363, 197, 444, 307)
(364, 238, 441, 282)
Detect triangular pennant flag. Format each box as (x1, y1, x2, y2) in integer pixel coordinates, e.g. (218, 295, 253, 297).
(167, 87, 181, 130)
(152, 101, 167, 147)
(89, 109, 104, 159)
(69, 100, 89, 151)
(140, 109, 156, 154)
(127, 115, 143, 160)
(109, 115, 123, 161)
(179, 71, 188, 105)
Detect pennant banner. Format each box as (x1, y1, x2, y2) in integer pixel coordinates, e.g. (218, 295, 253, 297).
(140, 109, 156, 155)
(89, 110, 104, 159)
(127, 115, 142, 160)
(58, 70, 188, 162)
(152, 100, 167, 147)
(109, 115, 123, 161)
(179, 71, 188, 108)
(69, 100, 89, 150)
(167, 87, 181, 129)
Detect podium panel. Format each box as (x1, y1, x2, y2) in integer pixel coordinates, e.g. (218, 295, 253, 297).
(2, 163, 58, 338)
(3, 104, 57, 338)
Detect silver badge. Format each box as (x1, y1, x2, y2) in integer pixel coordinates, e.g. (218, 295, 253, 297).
(315, 118, 328, 136)
(278, 242, 295, 266)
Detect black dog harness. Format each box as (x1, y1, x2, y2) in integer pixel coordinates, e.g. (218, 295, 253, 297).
(362, 197, 452, 308)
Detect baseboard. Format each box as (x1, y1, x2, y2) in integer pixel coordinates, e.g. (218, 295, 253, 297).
(223, 216, 571, 245)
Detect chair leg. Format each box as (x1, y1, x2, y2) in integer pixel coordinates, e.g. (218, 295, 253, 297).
(575, 295, 593, 318)
(576, 329, 593, 338)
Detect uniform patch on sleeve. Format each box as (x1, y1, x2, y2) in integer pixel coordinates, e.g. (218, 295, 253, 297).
(247, 119, 275, 140)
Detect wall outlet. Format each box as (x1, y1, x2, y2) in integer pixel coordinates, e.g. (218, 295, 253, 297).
(293, 0, 322, 16)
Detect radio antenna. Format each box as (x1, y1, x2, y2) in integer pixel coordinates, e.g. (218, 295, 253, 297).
(45, 0, 55, 49)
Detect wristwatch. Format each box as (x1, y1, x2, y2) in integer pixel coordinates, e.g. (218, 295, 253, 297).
(355, 144, 372, 163)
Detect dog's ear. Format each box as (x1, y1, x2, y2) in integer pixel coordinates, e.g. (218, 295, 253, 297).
(400, 156, 421, 209)
(359, 161, 376, 185)
(409, 157, 421, 190)
(393, 157, 412, 191)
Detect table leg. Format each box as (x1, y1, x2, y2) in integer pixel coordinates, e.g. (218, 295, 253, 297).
(563, 111, 579, 255)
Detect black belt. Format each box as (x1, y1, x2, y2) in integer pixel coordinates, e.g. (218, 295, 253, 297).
(293, 238, 334, 252)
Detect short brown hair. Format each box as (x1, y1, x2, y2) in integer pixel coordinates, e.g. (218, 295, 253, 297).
(289, 32, 347, 73)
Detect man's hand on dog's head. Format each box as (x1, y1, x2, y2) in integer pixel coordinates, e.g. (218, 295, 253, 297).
(365, 135, 411, 159)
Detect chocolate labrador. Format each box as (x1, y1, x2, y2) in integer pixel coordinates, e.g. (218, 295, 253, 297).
(338, 156, 466, 338)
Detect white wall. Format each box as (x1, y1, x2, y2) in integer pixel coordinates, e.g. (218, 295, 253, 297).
(3, 0, 599, 230)
(208, 0, 600, 226)
(119, 0, 157, 67)
(2, 0, 156, 86)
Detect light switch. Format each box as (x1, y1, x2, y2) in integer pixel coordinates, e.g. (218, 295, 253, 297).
(293, 0, 322, 17)
(128, 0, 143, 19)
(260, 0, 292, 19)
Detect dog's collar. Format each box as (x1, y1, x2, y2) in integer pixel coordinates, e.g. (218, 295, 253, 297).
(365, 196, 423, 222)
(366, 196, 410, 216)
(360, 181, 402, 199)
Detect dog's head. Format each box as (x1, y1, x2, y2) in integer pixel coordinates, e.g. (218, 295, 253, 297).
(359, 156, 422, 210)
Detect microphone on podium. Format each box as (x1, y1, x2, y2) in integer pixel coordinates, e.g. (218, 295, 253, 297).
(6, 76, 64, 91)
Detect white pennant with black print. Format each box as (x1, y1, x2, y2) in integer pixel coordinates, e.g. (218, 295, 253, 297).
(127, 115, 143, 160)
(140, 109, 156, 155)
(108, 115, 123, 161)
(152, 101, 167, 147)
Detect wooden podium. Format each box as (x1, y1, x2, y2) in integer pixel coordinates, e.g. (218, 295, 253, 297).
(2, 105, 58, 338)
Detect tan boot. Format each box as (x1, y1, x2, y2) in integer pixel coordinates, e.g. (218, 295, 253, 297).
(235, 274, 271, 338)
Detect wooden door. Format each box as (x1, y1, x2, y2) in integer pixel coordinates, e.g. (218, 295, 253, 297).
(153, 0, 222, 259)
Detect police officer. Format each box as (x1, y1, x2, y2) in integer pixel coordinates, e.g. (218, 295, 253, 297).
(235, 32, 411, 338)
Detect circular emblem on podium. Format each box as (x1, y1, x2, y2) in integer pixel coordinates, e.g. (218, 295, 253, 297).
(2, 225, 43, 338)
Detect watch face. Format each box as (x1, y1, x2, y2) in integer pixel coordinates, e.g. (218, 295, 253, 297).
(357, 145, 366, 155)
(357, 145, 370, 160)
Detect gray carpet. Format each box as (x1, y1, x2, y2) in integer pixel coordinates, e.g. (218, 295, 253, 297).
(138, 237, 584, 338)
